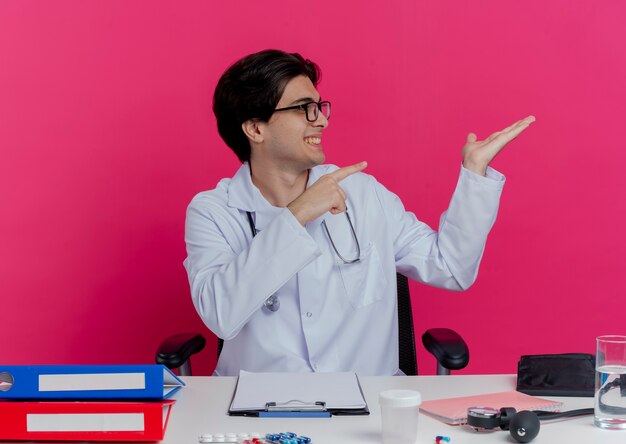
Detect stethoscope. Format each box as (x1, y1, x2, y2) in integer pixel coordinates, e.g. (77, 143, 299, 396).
(246, 210, 361, 313)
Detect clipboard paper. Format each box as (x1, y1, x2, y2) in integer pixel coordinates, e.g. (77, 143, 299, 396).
(420, 390, 563, 425)
(229, 371, 369, 416)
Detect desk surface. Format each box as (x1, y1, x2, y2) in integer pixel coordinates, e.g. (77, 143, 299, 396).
(5, 374, 625, 444)
(166, 374, 622, 444)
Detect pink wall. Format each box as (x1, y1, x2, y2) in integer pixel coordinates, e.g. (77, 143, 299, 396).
(1, 1, 625, 376)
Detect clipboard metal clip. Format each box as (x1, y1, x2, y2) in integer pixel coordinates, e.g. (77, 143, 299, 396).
(262, 400, 330, 417)
(265, 400, 326, 412)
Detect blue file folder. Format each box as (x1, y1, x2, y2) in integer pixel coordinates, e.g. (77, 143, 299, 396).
(0, 364, 184, 400)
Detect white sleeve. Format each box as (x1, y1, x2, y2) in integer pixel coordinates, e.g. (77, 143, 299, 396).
(184, 203, 322, 339)
(377, 164, 505, 290)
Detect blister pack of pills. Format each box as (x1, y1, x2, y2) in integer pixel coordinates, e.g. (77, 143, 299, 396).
(198, 431, 312, 444)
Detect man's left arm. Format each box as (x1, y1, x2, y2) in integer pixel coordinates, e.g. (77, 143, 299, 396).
(387, 116, 535, 289)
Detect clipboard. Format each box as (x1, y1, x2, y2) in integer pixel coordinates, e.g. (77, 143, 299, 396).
(227, 371, 370, 417)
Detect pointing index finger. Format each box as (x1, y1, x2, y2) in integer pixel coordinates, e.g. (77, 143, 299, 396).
(328, 161, 368, 181)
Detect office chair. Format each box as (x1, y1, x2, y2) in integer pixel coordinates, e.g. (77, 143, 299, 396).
(156, 274, 469, 376)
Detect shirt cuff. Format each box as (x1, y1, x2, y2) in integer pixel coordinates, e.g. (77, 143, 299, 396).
(460, 163, 506, 189)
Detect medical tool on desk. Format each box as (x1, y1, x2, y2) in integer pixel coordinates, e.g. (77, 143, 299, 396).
(467, 372, 626, 442)
(466, 406, 593, 443)
(246, 209, 361, 313)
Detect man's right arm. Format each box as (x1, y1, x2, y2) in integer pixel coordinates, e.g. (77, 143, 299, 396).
(184, 197, 321, 340)
(287, 161, 367, 224)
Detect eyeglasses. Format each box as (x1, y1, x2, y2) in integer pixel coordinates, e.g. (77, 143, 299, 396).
(321, 211, 361, 264)
(273, 101, 331, 122)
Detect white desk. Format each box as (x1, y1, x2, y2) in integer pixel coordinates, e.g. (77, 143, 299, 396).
(164, 375, 624, 444)
(3, 375, 623, 443)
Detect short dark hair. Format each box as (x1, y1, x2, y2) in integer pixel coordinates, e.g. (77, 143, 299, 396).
(212, 49, 321, 162)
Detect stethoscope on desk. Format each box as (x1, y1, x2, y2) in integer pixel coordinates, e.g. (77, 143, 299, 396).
(246, 210, 361, 313)
(466, 376, 626, 443)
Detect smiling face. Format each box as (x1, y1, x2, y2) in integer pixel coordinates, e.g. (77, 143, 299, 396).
(252, 75, 329, 174)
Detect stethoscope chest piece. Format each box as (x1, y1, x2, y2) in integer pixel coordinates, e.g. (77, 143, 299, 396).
(264, 294, 280, 312)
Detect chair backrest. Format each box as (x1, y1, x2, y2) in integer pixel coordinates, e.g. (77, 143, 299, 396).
(216, 273, 417, 375)
(217, 332, 224, 357)
(396, 273, 417, 375)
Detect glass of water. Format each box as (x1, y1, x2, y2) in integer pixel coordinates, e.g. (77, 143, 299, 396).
(595, 335, 626, 429)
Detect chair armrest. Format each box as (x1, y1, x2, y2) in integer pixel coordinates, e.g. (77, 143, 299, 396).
(422, 328, 469, 371)
(155, 333, 206, 370)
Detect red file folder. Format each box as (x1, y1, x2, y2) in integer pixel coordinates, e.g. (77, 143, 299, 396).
(0, 400, 174, 441)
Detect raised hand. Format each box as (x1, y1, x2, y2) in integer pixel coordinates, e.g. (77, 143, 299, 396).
(462, 116, 536, 176)
(288, 161, 368, 225)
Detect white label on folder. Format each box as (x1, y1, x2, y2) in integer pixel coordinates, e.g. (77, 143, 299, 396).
(27, 413, 145, 431)
(38, 373, 146, 391)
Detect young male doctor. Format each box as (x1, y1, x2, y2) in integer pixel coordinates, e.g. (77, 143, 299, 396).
(184, 49, 534, 376)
